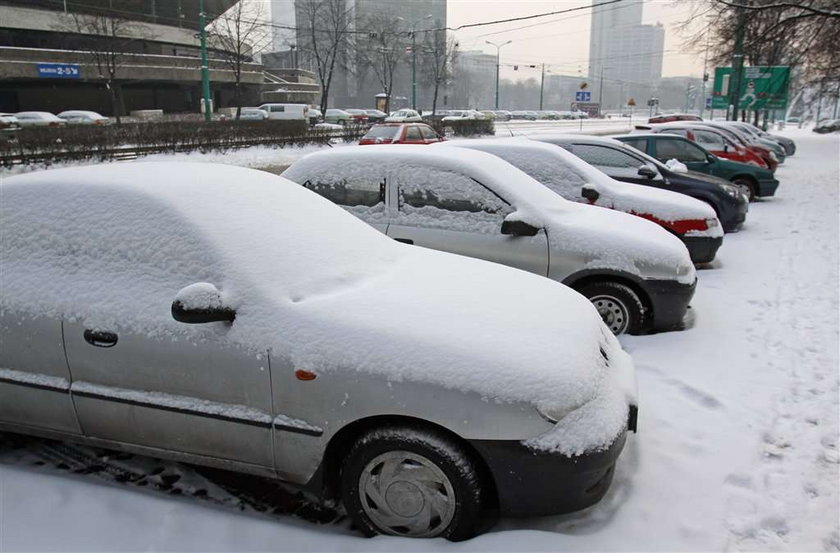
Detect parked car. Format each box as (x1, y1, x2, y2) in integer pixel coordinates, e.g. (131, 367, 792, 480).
(257, 103, 309, 121)
(648, 113, 702, 124)
(323, 109, 353, 124)
(492, 110, 512, 121)
(532, 134, 749, 233)
(364, 109, 388, 123)
(479, 110, 497, 120)
(636, 123, 774, 171)
(0, 162, 639, 540)
(441, 109, 485, 122)
(814, 119, 840, 134)
(57, 110, 110, 125)
(234, 107, 269, 121)
(0, 112, 20, 131)
(385, 109, 422, 123)
(343, 109, 369, 124)
(308, 107, 322, 125)
(284, 146, 697, 335)
(359, 123, 444, 145)
(615, 133, 779, 201)
(437, 138, 724, 264)
(13, 111, 67, 127)
(692, 121, 784, 167)
(723, 121, 796, 156)
(510, 111, 537, 121)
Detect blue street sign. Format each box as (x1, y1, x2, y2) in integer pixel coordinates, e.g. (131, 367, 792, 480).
(705, 96, 712, 109)
(36, 63, 81, 79)
(575, 90, 591, 102)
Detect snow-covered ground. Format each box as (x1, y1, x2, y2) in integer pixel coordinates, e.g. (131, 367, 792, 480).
(0, 128, 837, 552)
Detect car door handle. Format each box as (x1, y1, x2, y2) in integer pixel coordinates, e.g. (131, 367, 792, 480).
(394, 238, 414, 245)
(83, 329, 118, 348)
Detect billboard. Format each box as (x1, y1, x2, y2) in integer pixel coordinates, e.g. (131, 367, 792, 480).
(711, 66, 790, 110)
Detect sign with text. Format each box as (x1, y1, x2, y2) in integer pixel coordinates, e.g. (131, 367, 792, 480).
(711, 66, 790, 110)
(571, 102, 599, 117)
(36, 63, 81, 79)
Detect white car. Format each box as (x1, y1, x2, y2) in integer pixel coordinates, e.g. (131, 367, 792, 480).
(0, 113, 20, 131)
(441, 109, 485, 122)
(235, 107, 269, 121)
(385, 109, 422, 123)
(57, 110, 110, 125)
(14, 111, 67, 128)
(1, 162, 638, 540)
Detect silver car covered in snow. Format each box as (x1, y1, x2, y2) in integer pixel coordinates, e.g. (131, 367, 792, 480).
(1, 163, 637, 540)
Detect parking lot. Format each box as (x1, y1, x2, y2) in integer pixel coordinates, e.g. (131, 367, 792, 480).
(0, 127, 836, 552)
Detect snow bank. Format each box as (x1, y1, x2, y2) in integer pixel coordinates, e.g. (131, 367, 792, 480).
(284, 146, 695, 284)
(1, 162, 634, 454)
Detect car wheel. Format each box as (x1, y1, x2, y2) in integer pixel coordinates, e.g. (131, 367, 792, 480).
(341, 425, 488, 541)
(732, 177, 756, 201)
(578, 281, 645, 335)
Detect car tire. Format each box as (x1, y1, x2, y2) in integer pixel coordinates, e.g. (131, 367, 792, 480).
(577, 281, 646, 335)
(732, 177, 756, 201)
(340, 425, 489, 541)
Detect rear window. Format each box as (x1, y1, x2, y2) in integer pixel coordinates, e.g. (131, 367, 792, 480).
(364, 126, 400, 140)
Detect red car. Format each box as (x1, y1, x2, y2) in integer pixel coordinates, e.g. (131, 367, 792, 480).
(647, 113, 702, 124)
(639, 123, 772, 170)
(359, 123, 445, 145)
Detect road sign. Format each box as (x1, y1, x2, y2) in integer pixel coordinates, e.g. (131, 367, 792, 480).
(572, 101, 599, 117)
(711, 66, 790, 110)
(36, 63, 81, 79)
(575, 90, 591, 102)
(627, 97, 636, 106)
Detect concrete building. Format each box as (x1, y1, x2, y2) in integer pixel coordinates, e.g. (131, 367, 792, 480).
(0, 0, 266, 114)
(588, 0, 664, 111)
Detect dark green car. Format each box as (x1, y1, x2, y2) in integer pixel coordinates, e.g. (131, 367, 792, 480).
(614, 133, 779, 200)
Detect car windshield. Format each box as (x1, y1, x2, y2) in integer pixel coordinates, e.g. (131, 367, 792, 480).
(364, 126, 400, 139)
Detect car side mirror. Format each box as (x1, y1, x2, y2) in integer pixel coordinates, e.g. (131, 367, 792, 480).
(637, 165, 657, 179)
(581, 184, 600, 202)
(501, 219, 539, 236)
(706, 154, 716, 163)
(171, 283, 236, 324)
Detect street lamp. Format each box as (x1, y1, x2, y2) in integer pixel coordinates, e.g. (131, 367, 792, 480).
(598, 65, 612, 117)
(486, 40, 512, 110)
(398, 15, 432, 111)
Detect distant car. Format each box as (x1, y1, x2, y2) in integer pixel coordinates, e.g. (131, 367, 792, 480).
(13, 111, 67, 128)
(364, 109, 388, 123)
(308, 108, 322, 125)
(615, 133, 779, 201)
(441, 110, 484, 122)
(323, 109, 353, 124)
(0, 161, 638, 540)
(479, 110, 496, 120)
(814, 119, 840, 134)
(343, 109, 369, 124)
(436, 138, 725, 264)
(648, 114, 702, 124)
(510, 111, 536, 121)
(284, 145, 698, 336)
(785, 116, 800, 124)
(492, 110, 512, 121)
(693, 121, 784, 167)
(235, 108, 269, 121)
(724, 121, 796, 156)
(257, 103, 309, 121)
(385, 109, 423, 123)
(532, 134, 749, 233)
(57, 110, 110, 125)
(359, 123, 444, 145)
(0, 113, 20, 131)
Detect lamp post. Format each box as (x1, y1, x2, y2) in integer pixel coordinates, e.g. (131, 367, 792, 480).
(398, 15, 432, 111)
(598, 65, 612, 117)
(199, 0, 211, 122)
(486, 39, 512, 110)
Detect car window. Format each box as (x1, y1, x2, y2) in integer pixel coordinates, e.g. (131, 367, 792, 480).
(620, 137, 648, 153)
(271, 105, 285, 113)
(297, 162, 388, 223)
(485, 148, 586, 200)
(364, 126, 400, 140)
(693, 130, 725, 150)
(405, 126, 422, 141)
(661, 129, 689, 138)
(655, 137, 708, 163)
(571, 144, 642, 169)
(419, 126, 438, 140)
(394, 165, 512, 233)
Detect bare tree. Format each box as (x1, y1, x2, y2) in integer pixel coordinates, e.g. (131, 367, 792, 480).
(62, 6, 153, 124)
(356, 15, 409, 105)
(296, 0, 355, 113)
(420, 32, 458, 115)
(209, 1, 271, 119)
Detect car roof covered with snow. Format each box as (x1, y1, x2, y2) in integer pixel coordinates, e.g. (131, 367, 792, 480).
(1, 162, 633, 454)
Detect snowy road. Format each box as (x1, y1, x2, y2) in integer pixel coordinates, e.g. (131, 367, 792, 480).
(0, 129, 837, 552)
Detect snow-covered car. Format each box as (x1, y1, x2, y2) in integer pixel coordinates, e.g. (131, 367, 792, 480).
(364, 109, 388, 123)
(385, 109, 422, 123)
(441, 109, 485, 122)
(0, 162, 638, 540)
(57, 110, 111, 125)
(13, 111, 67, 128)
(342, 109, 369, 123)
(510, 110, 537, 121)
(435, 138, 725, 264)
(284, 146, 697, 335)
(359, 123, 444, 145)
(323, 108, 352, 124)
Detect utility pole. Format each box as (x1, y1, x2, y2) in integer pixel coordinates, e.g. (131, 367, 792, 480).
(486, 39, 512, 110)
(199, 0, 212, 122)
(728, 4, 746, 121)
(598, 66, 611, 117)
(539, 63, 545, 110)
(700, 16, 713, 119)
(400, 15, 432, 112)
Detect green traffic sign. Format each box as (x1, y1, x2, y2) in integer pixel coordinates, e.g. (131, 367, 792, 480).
(711, 66, 790, 110)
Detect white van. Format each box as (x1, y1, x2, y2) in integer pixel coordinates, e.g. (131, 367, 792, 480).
(257, 103, 309, 121)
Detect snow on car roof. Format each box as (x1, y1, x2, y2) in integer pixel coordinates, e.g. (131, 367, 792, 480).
(1, 162, 633, 455)
(58, 110, 105, 118)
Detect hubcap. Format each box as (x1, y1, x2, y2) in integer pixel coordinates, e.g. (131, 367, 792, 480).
(359, 451, 456, 538)
(734, 181, 752, 199)
(590, 294, 630, 335)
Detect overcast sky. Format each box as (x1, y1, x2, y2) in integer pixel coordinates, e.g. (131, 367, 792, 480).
(446, 0, 707, 82)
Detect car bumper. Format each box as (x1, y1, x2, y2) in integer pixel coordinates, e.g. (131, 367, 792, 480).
(469, 423, 632, 517)
(756, 177, 780, 197)
(721, 197, 749, 232)
(681, 235, 723, 264)
(640, 277, 697, 332)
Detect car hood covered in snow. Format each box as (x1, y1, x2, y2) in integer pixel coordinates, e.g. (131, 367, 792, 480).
(1, 162, 634, 454)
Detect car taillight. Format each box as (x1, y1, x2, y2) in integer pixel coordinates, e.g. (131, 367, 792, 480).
(48, 122, 60, 127)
